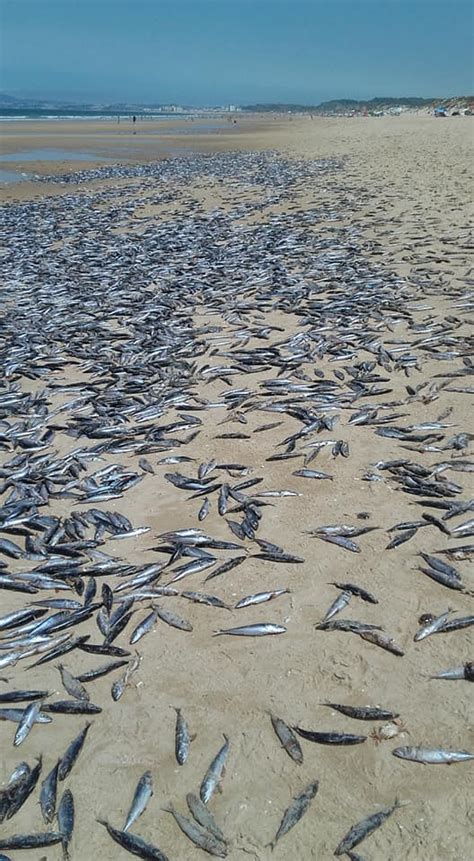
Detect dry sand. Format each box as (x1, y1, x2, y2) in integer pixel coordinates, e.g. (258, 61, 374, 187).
(0, 115, 473, 860)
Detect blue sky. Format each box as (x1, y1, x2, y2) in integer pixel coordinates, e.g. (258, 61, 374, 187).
(1, 0, 473, 104)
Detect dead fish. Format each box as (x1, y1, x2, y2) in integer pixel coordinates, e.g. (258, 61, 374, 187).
(358, 629, 405, 656)
(158, 456, 194, 464)
(167, 556, 217, 584)
(269, 712, 303, 764)
(57, 788, 74, 859)
(386, 528, 417, 549)
(0, 689, 49, 704)
(334, 799, 402, 855)
(98, 819, 169, 860)
(322, 703, 399, 721)
(164, 803, 227, 857)
(155, 605, 193, 631)
(268, 780, 319, 849)
(40, 759, 60, 824)
(315, 534, 360, 552)
(218, 484, 229, 516)
(58, 723, 91, 781)
(414, 610, 452, 641)
(255, 547, 305, 563)
(293, 726, 366, 745)
(175, 708, 191, 765)
(419, 552, 462, 580)
(198, 498, 210, 521)
(200, 734, 230, 804)
(329, 582, 378, 604)
(435, 544, 474, 561)
(1, 755, 42, 822)
(321, 590, 351, 622)
(430, 662, 473, 681)
(79, 642, 130, 658)
(0, 538, 24, 559)
(421, 512, 451, 535)
(76, 660, 129, 682)
(14, 701, 42, 746)
(43, 700, 101, 715)
(436, 614, 474, 634)
(124, 771, 153, 832)
(253, 422, 283, 433)
(186, 792, 225, 842)
(418, 566, 464, 591)
(393, 746, 474, 764)
(129, 609, 158, 645)
(213, 623, 286, 637)
(199, 459, 217, 479)
(57, 664, 90, 701)
(204, 555, 247, 583)
(316, 619, 382, 633)
(181, 591, 229, 609)
(292, 469, 334, 480)
(235, 589, 289, 609)
(255, 490, 300, 498)
(0, 832, 63, 850)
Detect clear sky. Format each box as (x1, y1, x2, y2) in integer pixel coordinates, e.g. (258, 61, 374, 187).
(1, 0, 473, 105)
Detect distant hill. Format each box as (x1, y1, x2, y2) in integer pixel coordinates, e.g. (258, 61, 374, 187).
(316, 96, 436, 111)
(241, 96, 474, 114)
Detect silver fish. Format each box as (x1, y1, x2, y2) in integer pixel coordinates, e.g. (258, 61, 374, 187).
(213, 623, 286, 637)
(175, 708, 191, 765)
(334, 799, 402, 855)
(40, 759, 60, 824)
(164, 803, 227, 857)
(155, 605, 193, 631)
(321, 590, 352, 622)
(269, 712, 303, 764)
(14, 701, 42, 747)
(186, 792, 225, 842)
(200, 734, 230, 803)
(57, 664, 90, 701)
(234, 589, 289, 609)
(393, 746, 474, 764)
(414, 609, 452, 641)
(129, 609, 158, 645)
(124, 771, 153, 832)
(269, 780, 319, 849)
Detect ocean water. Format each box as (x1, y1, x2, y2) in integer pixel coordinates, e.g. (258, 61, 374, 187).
(0, 168, 31, 183)
(0, 108, 222, 121)
(0, 149, 113, 162)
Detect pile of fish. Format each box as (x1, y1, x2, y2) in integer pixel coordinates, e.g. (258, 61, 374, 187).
(0, 150, 472, 858)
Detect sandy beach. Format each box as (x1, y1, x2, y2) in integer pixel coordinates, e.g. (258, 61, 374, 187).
(0, 115, 473, 860)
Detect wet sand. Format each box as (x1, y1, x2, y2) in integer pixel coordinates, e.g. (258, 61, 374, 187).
(0, 116, 473, 860)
